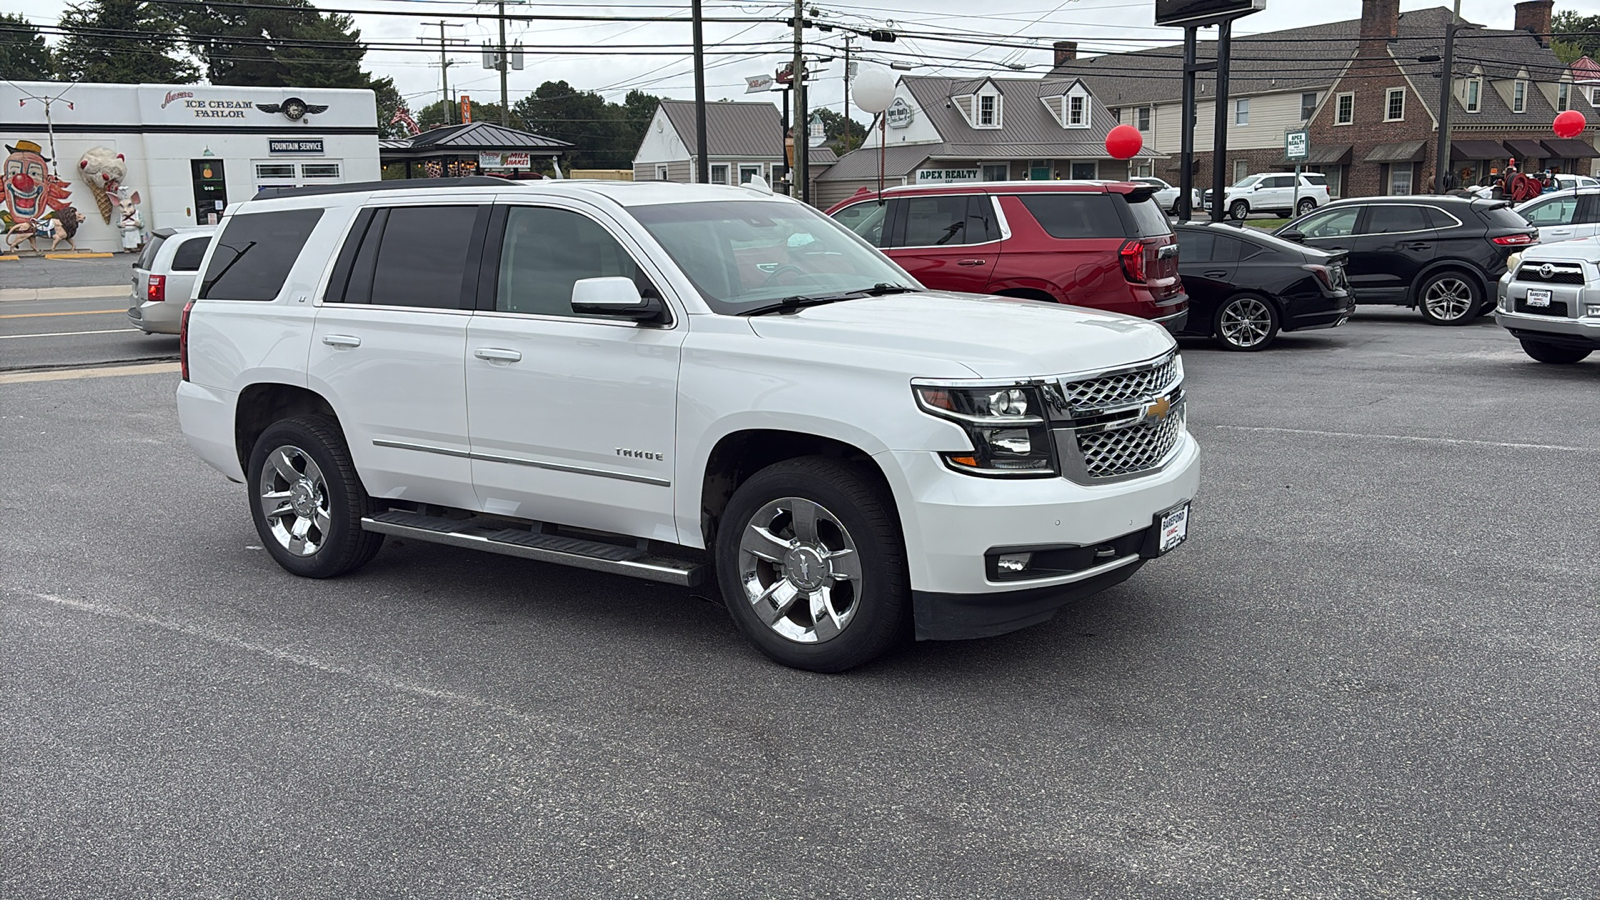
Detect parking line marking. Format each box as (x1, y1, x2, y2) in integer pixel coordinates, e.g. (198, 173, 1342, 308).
(1213, 424, 1596, 454)
(0, 309, 124, 319)
(0, 362, 179, 384)
(0, 328, 140, 340)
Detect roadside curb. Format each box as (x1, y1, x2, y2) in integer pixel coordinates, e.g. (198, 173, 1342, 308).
(0, 284, 129, 302)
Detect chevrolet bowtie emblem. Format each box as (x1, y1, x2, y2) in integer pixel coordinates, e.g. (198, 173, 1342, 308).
(1144, 396, 1172, 423)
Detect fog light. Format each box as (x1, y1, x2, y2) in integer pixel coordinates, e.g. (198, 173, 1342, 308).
(985, 428, 1032, 456)
(1587, 304, 1600, 317)
(997, 553, 1032, 574)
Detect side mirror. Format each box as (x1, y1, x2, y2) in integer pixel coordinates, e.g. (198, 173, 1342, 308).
(571, 276, 666, 323)
(1281, 231, 1306, 243)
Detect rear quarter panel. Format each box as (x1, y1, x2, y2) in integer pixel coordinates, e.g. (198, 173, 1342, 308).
(989, 195, 1125, 309)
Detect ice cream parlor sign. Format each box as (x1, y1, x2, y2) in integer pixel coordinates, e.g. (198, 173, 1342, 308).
(161, 91, 255, 119)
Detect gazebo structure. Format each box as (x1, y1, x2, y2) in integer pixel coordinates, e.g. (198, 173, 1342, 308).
(380, 122, 572, 180)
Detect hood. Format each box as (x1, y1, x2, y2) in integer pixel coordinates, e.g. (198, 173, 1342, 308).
(1522, 236, 1600, 263)
(746, 291, 1176, 379)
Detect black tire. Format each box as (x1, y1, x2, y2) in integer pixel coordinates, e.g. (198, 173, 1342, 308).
(1519, 339, 1593, 364)
(715, 457, 908, 673)
(1295, 198, 1317, 217)
(247, 415, 383, 579)
(1212, 293, 1281, 351)
(1229, 200, 1250, 221)
(1415, 270, 1482, 326)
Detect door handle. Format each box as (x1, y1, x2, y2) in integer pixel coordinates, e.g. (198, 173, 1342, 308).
(474, 347, 522, 363)
(1405, 242, 1432, 250)
(957, 258, 987, 267)
(321, 334, 361, 348)
(1203, 270, 1229, 278)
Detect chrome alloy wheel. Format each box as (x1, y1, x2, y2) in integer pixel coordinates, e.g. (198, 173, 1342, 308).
(737, 497, 863, 644)
(1219, 296, 1274, 348)
(1422, 276, 1475, 321)
(257, 444, 330, 558)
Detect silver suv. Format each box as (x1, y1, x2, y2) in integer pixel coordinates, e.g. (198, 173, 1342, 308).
(1495, 237, 1600, 364)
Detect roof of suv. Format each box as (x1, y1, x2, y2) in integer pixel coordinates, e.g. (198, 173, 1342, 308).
(240, 177, 796, 212)
(1319, 195, 1502, 210)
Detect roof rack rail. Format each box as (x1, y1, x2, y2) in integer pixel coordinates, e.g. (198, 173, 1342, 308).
(252, 176, 518, 201)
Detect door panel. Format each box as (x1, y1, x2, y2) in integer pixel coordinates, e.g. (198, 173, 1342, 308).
(883, 194, 1000, 294)
(307, 203, 484, 509)
(1352, 205, 1436, 303)
(466, 204, 685, 542)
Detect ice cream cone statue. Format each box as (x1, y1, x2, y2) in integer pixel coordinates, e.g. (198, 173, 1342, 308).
(78, 147, 127, 224)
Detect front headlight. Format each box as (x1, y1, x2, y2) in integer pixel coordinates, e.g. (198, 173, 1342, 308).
(1506, 252, 1524, 273)
(914, 383, 1058, 477)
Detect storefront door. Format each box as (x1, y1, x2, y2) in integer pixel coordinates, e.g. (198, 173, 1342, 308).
(190, 159, 228, 226)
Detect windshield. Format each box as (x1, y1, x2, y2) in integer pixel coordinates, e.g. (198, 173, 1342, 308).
(627, 200, 916, 314)
(1233, 175, 1263, 188)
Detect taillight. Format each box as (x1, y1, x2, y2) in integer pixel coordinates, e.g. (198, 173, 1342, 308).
(1120, 239, 1148, 283)
(179, 300, 194, 382)
(147, 274, 166, 302)
(1492, 233, 1537, 246)
(1302, 264, 1336, 291)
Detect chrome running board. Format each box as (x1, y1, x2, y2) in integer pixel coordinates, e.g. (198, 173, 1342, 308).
(361, 510, 705, 587)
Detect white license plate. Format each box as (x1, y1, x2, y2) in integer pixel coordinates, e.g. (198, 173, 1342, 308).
(1159, 503, 1190, 554)
(1527, 289, 1553, 308)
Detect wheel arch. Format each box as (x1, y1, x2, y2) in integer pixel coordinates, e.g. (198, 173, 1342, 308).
(697, 429, 899, 554)
(985, 278, 1067, 304)
(1407, 261, 1488, 309)
(992, 286, 1060, 305)
(235, 382, 339, 475)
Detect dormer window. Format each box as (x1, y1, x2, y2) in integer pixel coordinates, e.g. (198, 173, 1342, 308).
(1558, 82, 1570, 112)
(1465, 77, 1481, 113)
(978, 94, 997, 127)
(1041, 82, 1093, 129)
(1513, 80, 1527, 114)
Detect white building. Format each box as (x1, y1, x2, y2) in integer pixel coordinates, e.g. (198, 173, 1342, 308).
(2, 81, 379, 253)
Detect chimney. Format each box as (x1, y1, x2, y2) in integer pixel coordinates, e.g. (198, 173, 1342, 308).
(1514, 0, 1553, 47)
(1054, 41, 1078, 67)
(1360, 0, 1401, 43)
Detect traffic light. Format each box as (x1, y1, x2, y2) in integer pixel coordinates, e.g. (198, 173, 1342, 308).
(868, 29, 896, 42)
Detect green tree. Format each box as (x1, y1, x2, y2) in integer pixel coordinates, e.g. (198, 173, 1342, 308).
(55, 0, 196, 84)
(185, 0, 372, 89)
(512, 80, 661, 169)
(0, 13, 55, 81)
(812, 107, 864, 154)
(1551, 11, 1600, 65)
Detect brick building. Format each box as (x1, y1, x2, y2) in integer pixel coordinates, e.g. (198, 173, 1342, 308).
(1050, 0, 1599, 199)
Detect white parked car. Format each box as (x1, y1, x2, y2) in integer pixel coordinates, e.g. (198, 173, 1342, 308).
(1496, 237, 1600, 364)
(127, 226, 215, 335)
(1131, 176, 1202, 215)
(1515, 188, 1600, 245)
(176, 177, 1201, 672)
(1553, 174, 1600, 192)
(1203, 172, 1331, 221)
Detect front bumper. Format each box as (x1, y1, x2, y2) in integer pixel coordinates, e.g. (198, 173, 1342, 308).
(1496, 310, 1600, 349)
(879, 433, 1200, 640)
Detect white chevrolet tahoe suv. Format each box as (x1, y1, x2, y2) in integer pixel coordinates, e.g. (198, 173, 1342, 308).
(177, 177, 1200, 672)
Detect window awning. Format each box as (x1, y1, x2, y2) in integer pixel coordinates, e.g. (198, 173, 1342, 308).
(1281, 144, 1352, 166)
(1503, 139, 1548, 162)
(1363, 140, 1427, 163)
(1541, 138, 1600, 159)
(1450, 139, 1510, 161)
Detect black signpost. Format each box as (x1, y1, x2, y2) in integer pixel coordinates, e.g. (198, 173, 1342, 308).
(1157, 0, 1264, 223)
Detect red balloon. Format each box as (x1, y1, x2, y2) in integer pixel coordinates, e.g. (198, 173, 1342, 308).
(1106, 124, 1143, 161)
(1554, 110, 1587, 139)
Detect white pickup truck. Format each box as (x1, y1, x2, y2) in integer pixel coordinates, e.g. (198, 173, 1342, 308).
(176, 177, 1200, 671)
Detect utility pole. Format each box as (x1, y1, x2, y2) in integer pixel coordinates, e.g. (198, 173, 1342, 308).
(1179, 28, 1198, 221)
(793, 0, 807, 203)
(498, 0, 509, 126)
(1210, 19, 1234, 224)
(842, 33, 853, 151)
(692, 0, 709, 183)
(1434, 1, 1465, 194)
(420, 21, 465, 126)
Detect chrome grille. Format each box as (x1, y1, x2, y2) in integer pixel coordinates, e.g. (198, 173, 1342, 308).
(1515, 263, 1584, 285)
(1075, 408, 1184, 479)
(1061, 356, 1179, 411)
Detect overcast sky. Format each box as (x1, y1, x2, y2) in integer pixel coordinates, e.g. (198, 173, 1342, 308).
(2, 0, 1578, 119)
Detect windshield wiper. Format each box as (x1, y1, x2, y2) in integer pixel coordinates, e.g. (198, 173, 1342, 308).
(741, 283, 918, 317)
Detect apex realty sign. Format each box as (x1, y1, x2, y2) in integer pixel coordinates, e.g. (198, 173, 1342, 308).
(916, 168, 980, 184)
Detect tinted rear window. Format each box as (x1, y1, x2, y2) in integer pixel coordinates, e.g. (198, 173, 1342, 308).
(1017, 193, 1122, 239)
(135, 234, 166, 271)
(200, 209, 323, 301)
(1123, 195, 1173, 237)
(1477, 204, 1534, 230)
(171, 236, 209, 272)
(371, 206, 479, 309)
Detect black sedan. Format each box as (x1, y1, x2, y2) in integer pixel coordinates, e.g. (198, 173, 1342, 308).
(1173, 222, 1355, 351)
(1273, 196, 1538, 325)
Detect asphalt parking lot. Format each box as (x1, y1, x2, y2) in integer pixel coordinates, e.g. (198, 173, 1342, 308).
(2, 310, 1597, 898)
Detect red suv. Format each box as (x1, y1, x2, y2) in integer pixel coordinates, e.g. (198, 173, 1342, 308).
(826, 182, 1187, 330)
